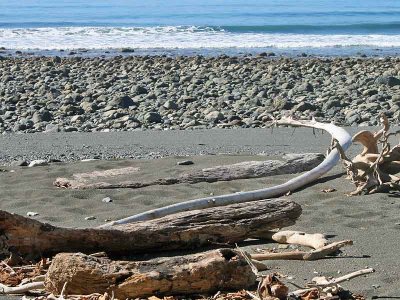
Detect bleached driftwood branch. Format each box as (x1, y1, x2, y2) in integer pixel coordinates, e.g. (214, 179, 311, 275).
(101, 117, 352, 227)
(0, 281, 44, 294)
(291, 268, 375, 296)
(262, 230, 329, 249)
(250, 240, 353, 261)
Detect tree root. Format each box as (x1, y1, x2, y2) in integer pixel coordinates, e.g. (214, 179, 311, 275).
(336, 113, 400, 195)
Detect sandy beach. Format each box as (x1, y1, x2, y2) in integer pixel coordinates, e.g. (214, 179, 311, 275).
(0, 127, 399, 298)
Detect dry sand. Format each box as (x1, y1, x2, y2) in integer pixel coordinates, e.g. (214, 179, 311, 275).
(0, 127, 399, 298)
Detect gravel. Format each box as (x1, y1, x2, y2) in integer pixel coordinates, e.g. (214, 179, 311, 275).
(0, 56, 400, 134)
(0, 127, 372, 165)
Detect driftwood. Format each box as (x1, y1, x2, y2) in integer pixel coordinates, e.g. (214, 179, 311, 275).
(248, 231, 352, 261)
(44, 249, 257, 298)
(0, 281, 44, 294)
(54, 153, 324, 189)
(101, 118, 352, 227)
(262, 230, 329, 249)
(250, 240, 353, 261)
(291, 268, 375, 297)
(336, 113, 400, 195)
(0, 199, 301, 257)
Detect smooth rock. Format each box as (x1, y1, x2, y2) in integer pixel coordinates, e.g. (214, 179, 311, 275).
(143, 112, 162, 123)
(10, 159, 28, 167)
(27, 212, 39, 217)
(102, 197, 113, 203)
(28, 160, 48, 167)
(177, 160, 194, 166)
(375, 76, 400, 87)
(110, 95, 136, 108)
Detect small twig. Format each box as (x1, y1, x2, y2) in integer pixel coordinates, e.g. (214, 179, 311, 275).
(235, 244, 260, 276)
(290, 287, 319, 297)
(302, 268, 375, 289)
(331, 267, 374, 284)
(1, 261, 15, 274)
(246, 290, 261, 300)
(59, 282, 68, 300)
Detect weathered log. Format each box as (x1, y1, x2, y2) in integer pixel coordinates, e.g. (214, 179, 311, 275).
(44, 249, 257, 298)
(54, 153, 324, 189)
(0, 199, 301, 257)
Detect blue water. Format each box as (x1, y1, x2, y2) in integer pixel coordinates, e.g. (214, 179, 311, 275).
(1, 0, 400, 54)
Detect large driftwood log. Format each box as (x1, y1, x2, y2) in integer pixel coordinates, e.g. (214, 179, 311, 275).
(0, 199, 301, 257)
(54, 153, 323, 189)
(45, 249, 256, 298)
(102, 118, 352, 227)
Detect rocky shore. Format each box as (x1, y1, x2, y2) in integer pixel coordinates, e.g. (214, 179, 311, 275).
(0, 55, 400, 133)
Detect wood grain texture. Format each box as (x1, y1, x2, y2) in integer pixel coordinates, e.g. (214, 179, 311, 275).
(45, 249, 256, 298)
(0, 199, 301, 257)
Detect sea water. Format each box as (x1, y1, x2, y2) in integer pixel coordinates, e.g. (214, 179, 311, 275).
(1, 0, 400, 56)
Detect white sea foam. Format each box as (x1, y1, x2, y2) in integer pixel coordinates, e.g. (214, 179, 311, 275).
(1, 26, 400, 50)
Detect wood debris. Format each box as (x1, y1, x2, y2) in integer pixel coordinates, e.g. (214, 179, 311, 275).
(335, 113, 400, 195)
(321, 188, 336, 193)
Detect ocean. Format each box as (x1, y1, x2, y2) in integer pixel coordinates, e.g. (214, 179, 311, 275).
(1, 0, 400, 56)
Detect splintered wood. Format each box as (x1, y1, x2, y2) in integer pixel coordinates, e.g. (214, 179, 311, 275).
(335, 113, 400, 195)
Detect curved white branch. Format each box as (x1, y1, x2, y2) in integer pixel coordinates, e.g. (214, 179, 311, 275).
(100, 118, 352, 227)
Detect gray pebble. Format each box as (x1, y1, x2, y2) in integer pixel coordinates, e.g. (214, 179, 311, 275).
(177, 160, 194, 166)
(11, 159, 28, 167)
(102, 197, 113, 203)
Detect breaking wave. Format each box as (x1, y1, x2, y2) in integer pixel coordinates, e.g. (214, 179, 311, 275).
(1, 26, 400, 50)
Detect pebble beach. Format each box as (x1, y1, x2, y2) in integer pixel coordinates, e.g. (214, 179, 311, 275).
(1, 55, 400, 134)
